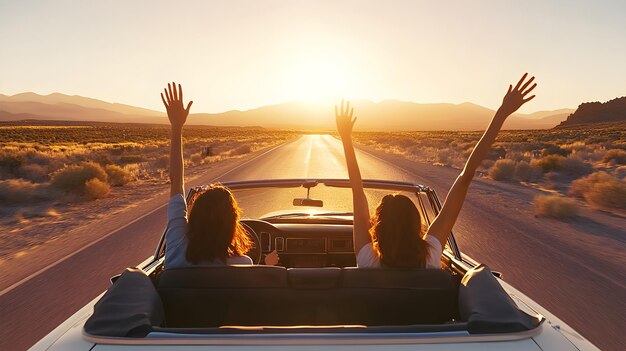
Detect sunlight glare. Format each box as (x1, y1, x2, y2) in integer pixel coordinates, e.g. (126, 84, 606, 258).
(281, 52, 353, 103)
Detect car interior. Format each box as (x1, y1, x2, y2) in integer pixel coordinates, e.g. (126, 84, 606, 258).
(83, 180, 544, 341)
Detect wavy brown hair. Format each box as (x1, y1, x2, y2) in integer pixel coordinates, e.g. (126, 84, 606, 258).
(185, 184, 252, 264)
(369, 194, 430, 268)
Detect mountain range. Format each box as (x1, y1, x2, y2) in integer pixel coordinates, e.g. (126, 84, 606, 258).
(0, 92, 573, 131)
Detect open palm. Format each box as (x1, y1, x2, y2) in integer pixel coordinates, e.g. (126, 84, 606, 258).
(498, 73, 537, 117)
(161, 82, 193, 128)
(335, 100, 356, 139)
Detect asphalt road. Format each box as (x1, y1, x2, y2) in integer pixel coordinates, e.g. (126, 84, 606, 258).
(0, 135, 624, 350)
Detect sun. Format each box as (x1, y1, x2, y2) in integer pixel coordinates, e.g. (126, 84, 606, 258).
(281, 52, 354, 103)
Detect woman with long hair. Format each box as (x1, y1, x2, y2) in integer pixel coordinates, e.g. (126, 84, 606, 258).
(336, 74, 537, 268)
(160, 83, 276, 268)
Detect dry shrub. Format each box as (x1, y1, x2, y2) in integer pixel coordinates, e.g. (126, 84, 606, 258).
(110, 146, 125, 156)
(50, 162, 108, 194)
(561, 141, 589, 153)
(486, 146, 506, 161)
(436, 149, 452, 166)
(392, 137, 418, 148)
(153, 155, 169, 169)
(104, 164, 133, 186)
(529, 155, 592, 177)
(0, 155, 24, 175)
(119, 155, 145, 164)
(534, 195, 578, 219)
(585, 181, 626, 210)
(18, 163, 49, 182)
(229, 144, 252, 156)
(602, 149, 626, 164)
(0, 179, 50, 203)
(563, 142, 605, 163)
(488, 159, 516, 181)
(542, 171, 561, 190)
(570, 171, 626, 210)
(559, 156, 592, 177)
(122, 163, 143, 179)
(190, 152, 203, 165)
(514, 161, 542, 182)
(531, 155, 565, 173)
(84, 178, 110, 199)
(461, 147, 473, 159)
(505, 151, 525, 162)
(480, 159, 495, 171)
(569, 171, 611, 196)
(541, 144, 570, 157)
(91, 151, 113, 165)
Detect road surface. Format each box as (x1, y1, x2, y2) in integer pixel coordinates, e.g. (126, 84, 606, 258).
(0, 135, 623, 350)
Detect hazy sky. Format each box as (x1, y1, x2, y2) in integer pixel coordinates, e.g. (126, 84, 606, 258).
(1, 0, 625, 114)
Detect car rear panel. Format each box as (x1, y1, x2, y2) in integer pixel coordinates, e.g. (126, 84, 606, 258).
(92, 339, 542, 351)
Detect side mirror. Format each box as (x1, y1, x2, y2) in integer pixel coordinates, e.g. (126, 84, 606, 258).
(293, 198, 323, 207)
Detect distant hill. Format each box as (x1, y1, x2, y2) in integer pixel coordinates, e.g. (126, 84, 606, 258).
(557, 96, 626, 128)
(189, 100, 572, 130)
(0, 92, 162, 117)
(0, 93, 165, 124)
(0, 110, 44, 120)
(0, 92, 574, 131)
(521, 108, 574, 119)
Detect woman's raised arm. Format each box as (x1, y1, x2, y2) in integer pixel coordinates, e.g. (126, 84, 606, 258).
(161, 82, 193, 197)
(336, 100, 371, 253)
(426, 74, 537, 247)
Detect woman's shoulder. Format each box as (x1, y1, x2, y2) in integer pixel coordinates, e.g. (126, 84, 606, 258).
(356, 243, 381, 268)
(425, 234, 442, 249)
(226, 255, 253, 265)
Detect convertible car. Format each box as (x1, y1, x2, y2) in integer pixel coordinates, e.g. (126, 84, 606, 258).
(31, 179, 599, 350)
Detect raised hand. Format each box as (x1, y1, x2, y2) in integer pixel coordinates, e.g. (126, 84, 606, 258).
(497, 73, 537, 117)
(335, 100, 356, 140)
(161, 82, 193, 129)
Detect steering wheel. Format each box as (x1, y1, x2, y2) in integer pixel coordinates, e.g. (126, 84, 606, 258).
(241, 222, 262, 264)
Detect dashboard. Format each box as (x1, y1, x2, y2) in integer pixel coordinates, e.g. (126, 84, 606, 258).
(243, 220, 356, 268)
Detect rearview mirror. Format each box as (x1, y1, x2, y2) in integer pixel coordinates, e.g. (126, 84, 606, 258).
(293, 198, 323, 207)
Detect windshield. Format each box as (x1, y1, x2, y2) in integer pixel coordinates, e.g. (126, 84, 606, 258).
(230, 184, 429, 225)
(161, 180, 460, 260)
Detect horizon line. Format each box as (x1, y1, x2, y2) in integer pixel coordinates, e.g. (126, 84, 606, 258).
(0, 91, 580, 116)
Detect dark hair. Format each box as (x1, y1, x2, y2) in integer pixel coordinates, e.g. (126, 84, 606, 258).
(369, 194, 430, 268)
(185, 184, 252, 264)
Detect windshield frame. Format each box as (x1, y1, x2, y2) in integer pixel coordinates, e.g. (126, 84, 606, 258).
(154, 178, 462, 261)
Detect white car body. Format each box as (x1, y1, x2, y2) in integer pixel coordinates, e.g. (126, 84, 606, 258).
(30, 179, 600, 351)
(30, 274, 598, 351)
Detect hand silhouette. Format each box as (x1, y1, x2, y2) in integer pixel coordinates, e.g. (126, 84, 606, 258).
(498, 73, 537, 117)
(335, 100, 356, 140)
(161, 82, 193, 129)
(264, 250, 279, 266)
